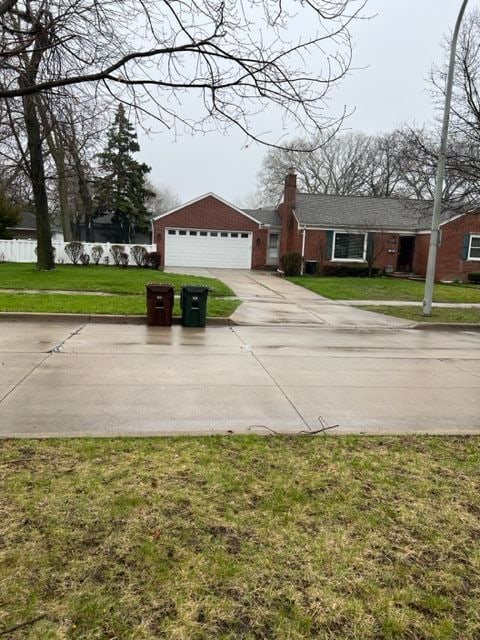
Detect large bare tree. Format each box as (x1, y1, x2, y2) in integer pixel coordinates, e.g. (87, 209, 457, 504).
(256, 131, 405, 204)
(256, 125, 480, 207)
(0, 0, 365, 269)
(401, 10, 480, 206)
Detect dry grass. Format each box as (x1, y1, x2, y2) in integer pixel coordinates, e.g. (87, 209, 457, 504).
(1, 436, 480, 639)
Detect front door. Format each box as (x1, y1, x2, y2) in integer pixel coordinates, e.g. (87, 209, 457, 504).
(396, 236, 415, 272)
(266, 232, 280, 266)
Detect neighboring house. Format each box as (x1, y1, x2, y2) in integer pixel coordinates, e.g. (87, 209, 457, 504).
(76, 213, 151, 245)
(152, 169, 480, 281)
(8, 212, 64, 241)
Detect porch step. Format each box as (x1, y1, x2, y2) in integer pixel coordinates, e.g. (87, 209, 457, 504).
(388, 272, 424, 281)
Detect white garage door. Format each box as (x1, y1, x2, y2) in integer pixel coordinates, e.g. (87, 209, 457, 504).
(165, 229, 252, 269)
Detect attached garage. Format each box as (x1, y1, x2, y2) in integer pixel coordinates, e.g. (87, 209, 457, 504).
(165, 228, 252, 269)
(153, 193, 280, 270)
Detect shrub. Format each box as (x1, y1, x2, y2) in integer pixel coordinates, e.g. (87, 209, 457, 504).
(110, 244, 125, 266)
(91, 245, 104, 265)
(65, 241, 84, 265)
(130, 245, 147, 267)
(80, 253, 90, 265)
(120, 252, 129, 267)
(103, 256, 110, 266)
(144, 251, 161, 269)
(280, 252, 302, 277)
(322, 263, 382, 277)
(468, 272, 480, 284)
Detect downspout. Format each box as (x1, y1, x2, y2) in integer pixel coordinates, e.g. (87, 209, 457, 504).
(300, 226, 306, 275)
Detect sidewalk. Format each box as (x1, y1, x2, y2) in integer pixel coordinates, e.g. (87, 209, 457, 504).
(1, 321, 479, 437)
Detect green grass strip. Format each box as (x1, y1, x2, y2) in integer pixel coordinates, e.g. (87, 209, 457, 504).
(288, 275, 480, 303)
(359, 305, 480, 323)
(0, 263, 234, 297)
(0, 292, 240, 317)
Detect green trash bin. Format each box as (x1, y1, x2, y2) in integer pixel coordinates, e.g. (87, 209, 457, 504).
(180, 285, 209, 327)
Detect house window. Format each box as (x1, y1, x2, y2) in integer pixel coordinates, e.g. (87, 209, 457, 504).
(189, 230, 197, 236)
(179, 230, 187, 236)
(221, 232, 228, 237)
(200, 231, 208, 236)
(333, 232, 366, 261)
(241, 233, 249, 238)
(231, 232, 238, 238)
(468, 235, 480, 260)
(268, 233, 280, 259)
(168, 229, 176, 235)
(211, 231, 218, 237)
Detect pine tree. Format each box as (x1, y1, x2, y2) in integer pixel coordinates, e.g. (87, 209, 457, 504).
(95, 105, 154, 243)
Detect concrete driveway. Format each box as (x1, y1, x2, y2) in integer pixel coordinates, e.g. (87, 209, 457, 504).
(1, 320, 479, 437)
(173, 268, 412, 328)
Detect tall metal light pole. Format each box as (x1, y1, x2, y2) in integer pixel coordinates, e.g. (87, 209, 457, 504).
(423, 0, 470, 316)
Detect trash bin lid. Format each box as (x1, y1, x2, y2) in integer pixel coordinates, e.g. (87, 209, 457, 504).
(181, 285, 209, 293)
(146, 283, 174, 292)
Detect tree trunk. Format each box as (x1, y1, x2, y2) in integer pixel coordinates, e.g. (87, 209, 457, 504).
(46, 130, 73, 242)
(56, 150, 73, 242)
(44, 124, 73, 242)
(20, 88, 55, 270)
(72, 152, 94, 242)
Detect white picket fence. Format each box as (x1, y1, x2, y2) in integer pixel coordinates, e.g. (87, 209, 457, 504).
(0, 239, 156, 265)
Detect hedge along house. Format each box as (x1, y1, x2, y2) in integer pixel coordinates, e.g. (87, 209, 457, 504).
(278, 168, 480, 282)
(152, 169, 480, 280)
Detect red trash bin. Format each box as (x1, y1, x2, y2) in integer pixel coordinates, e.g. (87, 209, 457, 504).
(145, 284, 174, 326)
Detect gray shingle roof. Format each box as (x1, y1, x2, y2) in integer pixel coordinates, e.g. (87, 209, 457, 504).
(295, 193, 456, 230)
(13, 211, 62, 232)
(243, 207, 282, 227)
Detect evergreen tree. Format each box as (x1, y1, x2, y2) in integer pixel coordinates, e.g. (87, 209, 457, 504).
(95, 105, 154, 243)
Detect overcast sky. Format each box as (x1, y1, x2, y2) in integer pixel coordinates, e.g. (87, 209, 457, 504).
(137, 1, 463, 206)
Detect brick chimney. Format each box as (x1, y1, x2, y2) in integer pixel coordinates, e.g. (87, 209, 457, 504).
(278, 167, 297, 254)
(283, 166, 297, 210)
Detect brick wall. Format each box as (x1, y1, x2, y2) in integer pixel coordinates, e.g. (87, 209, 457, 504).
(370, 233, 401, 271)
(435, 212, 480, 281)
(152, 195, 268, 269)
(412, 234, 429, 276)
(301, 230, 401, 271)
(303, 230, 326, 262)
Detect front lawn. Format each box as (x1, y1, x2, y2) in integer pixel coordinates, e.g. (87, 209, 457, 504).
(288, 275, 480, 303)
(0, 263, 234, 297)
(0, 292, 240, 317)
(360, 305, 480, 324)
(1, 436, 480, 640)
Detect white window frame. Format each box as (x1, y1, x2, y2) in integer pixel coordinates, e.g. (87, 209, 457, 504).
(332, 231, 367, 263)
(468, 234, 480, 261)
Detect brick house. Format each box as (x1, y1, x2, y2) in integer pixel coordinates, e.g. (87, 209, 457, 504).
(152, 169, 480, 281)
(152, 194, 280, 269)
